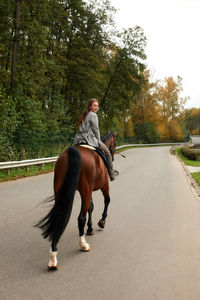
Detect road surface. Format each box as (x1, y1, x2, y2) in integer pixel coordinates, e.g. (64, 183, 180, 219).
(1, 146, 200, 300)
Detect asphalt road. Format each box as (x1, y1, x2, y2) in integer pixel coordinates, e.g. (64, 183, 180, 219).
(1, 147, 200, 300)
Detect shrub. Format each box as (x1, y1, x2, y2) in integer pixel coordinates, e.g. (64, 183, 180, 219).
(181, 145, 200, 161)
(134, 122, 160, 144)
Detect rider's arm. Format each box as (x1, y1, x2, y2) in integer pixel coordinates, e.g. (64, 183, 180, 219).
(89, 112, 100, 141)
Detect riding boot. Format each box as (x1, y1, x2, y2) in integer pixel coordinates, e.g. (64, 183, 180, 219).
(99, 141, 118, 181)
(105, 152, 116, 181)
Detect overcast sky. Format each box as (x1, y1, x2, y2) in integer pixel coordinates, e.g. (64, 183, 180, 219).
(109, 0, 200, 109)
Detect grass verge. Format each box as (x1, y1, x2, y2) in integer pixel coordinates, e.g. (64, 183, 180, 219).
(175, 147, 200, 187)
(175, 148, 200, 167)
(191, 172, 200, 186)
(0, 163, 55, 182)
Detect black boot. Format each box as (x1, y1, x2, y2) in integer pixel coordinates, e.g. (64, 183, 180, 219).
(106, 156, 118, 181)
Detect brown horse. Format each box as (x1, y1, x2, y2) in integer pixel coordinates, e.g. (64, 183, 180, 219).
(36, 132, 116, 270)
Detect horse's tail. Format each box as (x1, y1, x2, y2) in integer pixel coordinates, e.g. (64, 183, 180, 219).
(35, 146, 81, 245)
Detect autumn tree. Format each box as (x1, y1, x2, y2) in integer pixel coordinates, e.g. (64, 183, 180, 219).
(156, 76, 188, 120)
(179, 108, 200, 135)
(131, 70, 162, 125)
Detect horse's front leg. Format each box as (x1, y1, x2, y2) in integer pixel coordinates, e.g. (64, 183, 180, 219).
(98, 194, 110, 229)
(87, 199, 94, 235)
(78, 196, 91, 251)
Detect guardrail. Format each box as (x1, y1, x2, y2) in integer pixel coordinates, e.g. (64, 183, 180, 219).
(0, 143, 184, 173)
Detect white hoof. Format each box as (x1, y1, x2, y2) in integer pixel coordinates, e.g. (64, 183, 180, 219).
(79, 235, 91, 251)
(48, 250, 58, 270)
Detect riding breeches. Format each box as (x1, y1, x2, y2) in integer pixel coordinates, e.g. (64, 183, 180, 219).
(98, 141, 113, 171)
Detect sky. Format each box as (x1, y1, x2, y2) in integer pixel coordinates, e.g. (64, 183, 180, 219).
(109, 0, 200, 109)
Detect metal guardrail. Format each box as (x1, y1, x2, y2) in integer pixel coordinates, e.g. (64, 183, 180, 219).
(0, 157, 58, 171)
(0, 143, 184, 172)
(116, 142, 184, 149)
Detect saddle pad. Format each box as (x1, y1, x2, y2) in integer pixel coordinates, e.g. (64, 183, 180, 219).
(79, 144, 96, 150)
(78, 144, 108, 168)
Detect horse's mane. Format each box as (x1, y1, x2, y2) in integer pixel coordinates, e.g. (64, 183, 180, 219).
(101, 132, 114, 143)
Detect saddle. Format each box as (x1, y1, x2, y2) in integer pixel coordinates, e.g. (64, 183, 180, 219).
(77, 142, 108, 169)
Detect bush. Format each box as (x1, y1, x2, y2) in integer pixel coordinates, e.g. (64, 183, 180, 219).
(0, 86, 74, 161)
(181, 145, 200, 161)
(134, 122, 160, 144)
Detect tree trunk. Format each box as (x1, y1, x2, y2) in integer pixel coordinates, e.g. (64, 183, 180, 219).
(11, 0, 21, 91)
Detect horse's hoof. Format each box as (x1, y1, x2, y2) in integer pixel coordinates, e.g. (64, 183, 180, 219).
(86, 230, 94, 236)
(98, 220, 105, 229)
(81, 246, 91, 252)
(47, 265, 58, 271)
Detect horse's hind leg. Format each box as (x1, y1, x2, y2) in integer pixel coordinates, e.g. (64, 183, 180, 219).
(48, 239, 58, 270)
(87, 199, 94, 235)
(78, 195, 91, 251)
(98, 185, 110, 229)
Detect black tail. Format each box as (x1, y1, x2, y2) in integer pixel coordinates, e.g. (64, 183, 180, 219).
(35, 146, 81, 245)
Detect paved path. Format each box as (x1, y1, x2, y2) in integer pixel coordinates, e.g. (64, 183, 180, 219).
(1, 147, 200, 300)
(185, 165, 200, 173)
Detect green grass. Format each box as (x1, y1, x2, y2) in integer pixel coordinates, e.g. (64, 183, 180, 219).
(191, 172, 200, 186)
(0, 163, 55, 182)
(175, 147, 200, 187)
(175, 148, 200, 167)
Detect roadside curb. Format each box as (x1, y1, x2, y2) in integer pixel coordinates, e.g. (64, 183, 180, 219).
(172, 147, 200, 197)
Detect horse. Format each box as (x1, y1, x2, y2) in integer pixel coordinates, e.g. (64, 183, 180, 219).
(35, 132, 117, 270)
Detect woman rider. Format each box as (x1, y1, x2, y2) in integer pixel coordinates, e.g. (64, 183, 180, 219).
(74, 99, 117, 181)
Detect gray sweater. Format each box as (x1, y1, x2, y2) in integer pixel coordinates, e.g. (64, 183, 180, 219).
(74, 111, 100, 147)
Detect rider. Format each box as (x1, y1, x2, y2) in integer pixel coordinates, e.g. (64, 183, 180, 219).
(74, 99, 117, 181)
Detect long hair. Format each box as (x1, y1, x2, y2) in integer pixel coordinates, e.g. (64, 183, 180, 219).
(77, 99, 98, 128)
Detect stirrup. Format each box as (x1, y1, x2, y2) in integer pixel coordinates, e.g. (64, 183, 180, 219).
(110, 169, 119, 181)
(113, 169, 119, 176)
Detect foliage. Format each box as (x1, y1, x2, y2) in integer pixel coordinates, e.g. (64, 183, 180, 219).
(156, 76, 188, 120)
(0, 87, 17, 160)
(178, 108, 200, 135)
(0, 0, 194, 162)
(176, 148, 200, 167)
(100, 26, 147, 126)
(157, 119, 185, 142)
(134, 121, 160, 144)
(0, 0, 149, 161)
(181, 145, 200, 161)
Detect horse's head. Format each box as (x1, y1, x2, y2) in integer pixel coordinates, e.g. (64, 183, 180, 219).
(101, 132, 117, 161)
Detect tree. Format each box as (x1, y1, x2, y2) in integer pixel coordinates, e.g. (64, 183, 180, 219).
(157, 119, 185, 142)
(131, 70, 162, 126)
(134, 121, 160, 144)
(156, 76, 188, 120)
(99, 26, 147, 129)
(0, 87, 17, 160)
(179, 108, 200, 135)
(11, 0, 22, 91)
